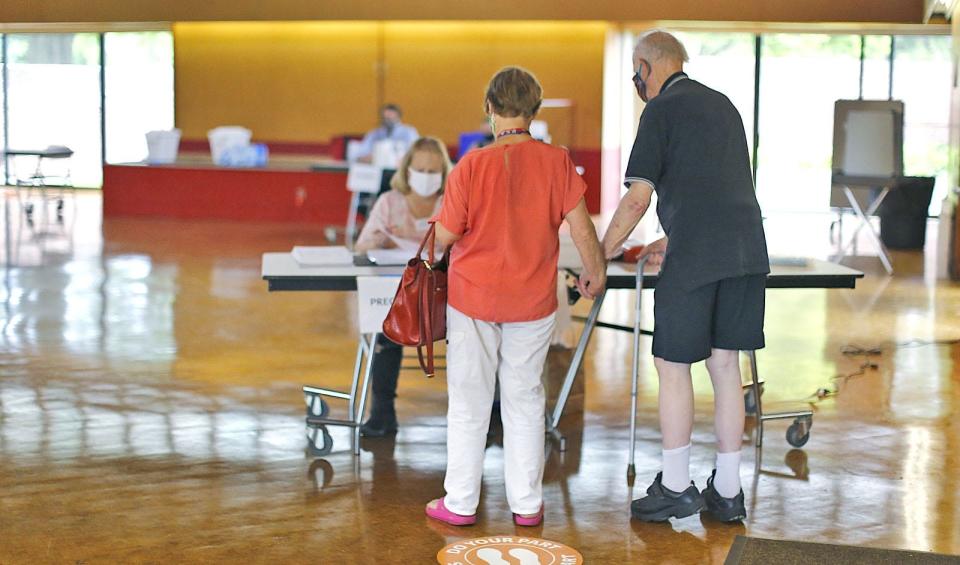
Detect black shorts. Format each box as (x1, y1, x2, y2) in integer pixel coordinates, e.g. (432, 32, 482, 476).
(652, 273, 766, 364)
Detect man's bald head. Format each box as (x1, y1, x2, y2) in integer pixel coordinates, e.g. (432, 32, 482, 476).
(632, 30, 688, 101)
(635, 30, 689, 66)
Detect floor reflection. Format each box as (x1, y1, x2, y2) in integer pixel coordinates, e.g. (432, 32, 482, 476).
(0, 192, 958, 562)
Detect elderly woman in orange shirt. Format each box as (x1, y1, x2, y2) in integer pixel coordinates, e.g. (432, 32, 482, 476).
(425, 67, 606, 527)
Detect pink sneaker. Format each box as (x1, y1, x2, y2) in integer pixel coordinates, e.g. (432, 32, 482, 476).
(513, 505, 544, 527)
(425, 497, 477, 526)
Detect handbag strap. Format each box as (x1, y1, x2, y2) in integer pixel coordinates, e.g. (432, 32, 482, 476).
(416, 222, 441, 377)
(416, 223, 436, 263)
(417, 267, 436, 377)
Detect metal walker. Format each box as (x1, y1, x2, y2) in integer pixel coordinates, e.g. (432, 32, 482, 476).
(623, 258, 814, 480)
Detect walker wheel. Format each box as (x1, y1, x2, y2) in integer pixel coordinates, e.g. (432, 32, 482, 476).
(786, 417, 812, 448)
(306, 425, 334, 457)
(305, 393, 329, 418)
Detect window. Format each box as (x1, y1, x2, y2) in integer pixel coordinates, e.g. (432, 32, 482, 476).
(861, 35, 892, 100)
(673, 32, 757, 162)
(5, 33, 103, 187)
(892, 35, 952, 215)
(608, 30, 951, 221)
(1, 35, 6, 185)
(756, 34, 862, 213)
(104, 32, 175, 164)
(1, 30, 174, 188)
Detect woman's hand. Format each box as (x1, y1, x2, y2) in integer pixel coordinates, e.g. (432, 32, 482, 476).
(354, 230, 395, 253)
(639, 236, 667, 266)
(577, 268, 606, 299)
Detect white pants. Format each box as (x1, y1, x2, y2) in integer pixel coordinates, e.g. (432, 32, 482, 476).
(443, 306, 556, 516)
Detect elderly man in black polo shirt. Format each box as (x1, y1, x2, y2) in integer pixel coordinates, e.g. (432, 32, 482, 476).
(602, 30, 769, 523)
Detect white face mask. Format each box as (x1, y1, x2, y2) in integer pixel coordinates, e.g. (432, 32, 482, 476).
(407, 168, 443, 197)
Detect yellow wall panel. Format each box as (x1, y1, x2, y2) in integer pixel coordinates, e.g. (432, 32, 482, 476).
(173, 21, 607, 149)
(382, 22, 606, 149)
(174, 22, 380, 141)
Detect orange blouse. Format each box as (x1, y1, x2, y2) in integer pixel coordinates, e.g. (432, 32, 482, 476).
(436, 140, 585, 323)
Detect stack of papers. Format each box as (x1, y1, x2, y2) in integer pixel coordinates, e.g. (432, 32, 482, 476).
(292, 246, 354, 266)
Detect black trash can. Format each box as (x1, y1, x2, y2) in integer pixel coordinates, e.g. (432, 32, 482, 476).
(877, 176, 935, 250)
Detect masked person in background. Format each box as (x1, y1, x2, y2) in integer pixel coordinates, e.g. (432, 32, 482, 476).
(354, 103, 420, 163)
(355, 136, 453, 437)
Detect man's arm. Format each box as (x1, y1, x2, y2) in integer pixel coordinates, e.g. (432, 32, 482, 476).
(565, 199, 606, 299)
(601, 181, 654, 259)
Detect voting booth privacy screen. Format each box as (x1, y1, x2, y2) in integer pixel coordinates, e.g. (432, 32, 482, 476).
(829, 100, 904, 209)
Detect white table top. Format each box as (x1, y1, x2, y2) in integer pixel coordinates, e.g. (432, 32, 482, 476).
(262, 249, 863, 292)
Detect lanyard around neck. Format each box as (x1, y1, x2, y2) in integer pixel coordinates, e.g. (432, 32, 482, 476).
(497, 128, 530, 139)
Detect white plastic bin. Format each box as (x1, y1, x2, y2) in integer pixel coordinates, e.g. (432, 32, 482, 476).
(208, 126, 252, 165)
(145, 129, 181, 164)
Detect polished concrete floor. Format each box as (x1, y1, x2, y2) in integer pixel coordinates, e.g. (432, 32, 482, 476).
(1, 192, 959, 563)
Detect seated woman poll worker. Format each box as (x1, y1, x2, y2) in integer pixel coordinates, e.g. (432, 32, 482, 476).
(426, 66, 606, 527)
(354, 136, 453, 437)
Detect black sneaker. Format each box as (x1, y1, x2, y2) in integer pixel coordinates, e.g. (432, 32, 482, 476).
(360, 403, 398, 438)
(701, 469, 746, 522)
(359, 419, 397, 438)
(631, 472, 705, 522)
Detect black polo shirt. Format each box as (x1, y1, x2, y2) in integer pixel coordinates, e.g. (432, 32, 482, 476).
(625, 72, 769, 291)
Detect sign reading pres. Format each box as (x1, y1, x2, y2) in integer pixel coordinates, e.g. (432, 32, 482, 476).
(356, 276, 402, 335)
(437, 536, 583, 565)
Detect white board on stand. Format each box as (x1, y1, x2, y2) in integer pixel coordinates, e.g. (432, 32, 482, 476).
(842, 110, 897, 177)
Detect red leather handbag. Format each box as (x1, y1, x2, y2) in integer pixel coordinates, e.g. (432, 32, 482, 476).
(382, 223, 447, 377)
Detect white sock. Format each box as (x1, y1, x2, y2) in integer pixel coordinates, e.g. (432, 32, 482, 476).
(661, 444, 691, 493)
(714, 450, 742, 498)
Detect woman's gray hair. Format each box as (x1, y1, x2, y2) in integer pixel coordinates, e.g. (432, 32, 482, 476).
(635, 30, 689, 64)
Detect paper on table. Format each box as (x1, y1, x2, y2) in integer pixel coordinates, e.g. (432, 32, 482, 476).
(367, 244, 446, 266)
(384, 232, 421, 254)
(291, 246, 354, 266)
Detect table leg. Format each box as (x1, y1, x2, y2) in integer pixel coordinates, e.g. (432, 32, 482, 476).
(353, 333, 377, 455)
(549, 289, 605, 432)
(347, 340, 365, 422)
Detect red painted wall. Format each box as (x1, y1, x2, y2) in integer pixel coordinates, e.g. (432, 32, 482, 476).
(102, 164, 352, 225)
